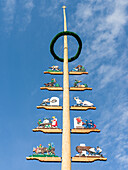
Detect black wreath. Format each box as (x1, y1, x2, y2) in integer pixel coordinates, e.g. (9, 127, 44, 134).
(50, 31, 82, 62)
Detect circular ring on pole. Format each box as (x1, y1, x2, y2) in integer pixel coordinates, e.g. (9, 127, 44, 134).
(50, 31, 82, 62)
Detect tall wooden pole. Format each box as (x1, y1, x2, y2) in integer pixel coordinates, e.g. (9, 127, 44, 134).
(62, 6, 71, 170)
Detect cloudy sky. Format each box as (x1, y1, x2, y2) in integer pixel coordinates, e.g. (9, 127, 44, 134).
(0, 0, 128, 170)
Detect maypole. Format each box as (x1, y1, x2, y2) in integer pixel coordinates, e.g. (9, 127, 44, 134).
(26, 5, 107, 168)
(62, 5, 71, 170)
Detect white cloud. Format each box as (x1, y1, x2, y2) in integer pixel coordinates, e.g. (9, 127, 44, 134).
(75, 3, 92, 20)
(2, 0, 34, 32)
(70, 0, 128, 88)
(19, 0, 34, 31)
(97, 64, 123, 88)
(71, 0, 128, 68)
(3, 0, 16, 32)
(98, 101, 128, 168)
(24, 0, 34, 9)
(39, 0, 67, 18)
(105, 0, 128, 38)
(70, 0, 128, 168)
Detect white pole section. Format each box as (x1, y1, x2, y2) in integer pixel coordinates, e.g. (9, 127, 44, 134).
(61, 6, 71, 170)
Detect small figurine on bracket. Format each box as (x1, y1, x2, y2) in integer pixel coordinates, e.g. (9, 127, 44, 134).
(73, 97, 94, 107)
(44, 78, 60, 87)
(40, 97, 59, 106)
(73, 80, 81, 87)
(89, 146, 103, 156)
(74, 117, 96, 129)
(89, 120, 96, 128)
(37, 118, 50, 128)
(74, 117, 84, 129)
(47, 143, 55, 155)
(40, 98, 50, 106)
(38, 119, 43, 126)
(75, 144, 103, 157)
(32, 142, 57, 156)
(71, 65, 86, 72)
(51, 116, 58, 128)
(43, 118, 51, 128)
(36, 116, 58, 129)
(47, 65, 61, 72)
(73, 79, 88, 88)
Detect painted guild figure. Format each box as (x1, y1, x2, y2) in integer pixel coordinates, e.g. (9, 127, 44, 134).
(40, 98, 50, 106)
(75, 144, 103, 157)
(47, 143, 55, 155)
(47, 65, 61, 72)
(73, 80, 81, 87)
(43, 118, 51, 128)
(74, 117, 96, 129)
(89, 120, 96, 128)
(50, 97, 59, 106)
(73, 79, 88, 88)
(84, 119, 96, 128)
(39, 144, 42, 148)
(51, 116, 58, 128)
(40, 97, 59, 106)
(74, 117, 84, 129)
(32, 143, 56, 156)
(73, 97, 94, 107)
(44, 78, 60, 87)
(37, 118, 51, 128)
(71, 65, 86, 72)
(37, 117, 58, 129)
(38, 119, 42, 126)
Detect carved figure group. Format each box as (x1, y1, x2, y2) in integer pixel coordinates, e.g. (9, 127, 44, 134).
(47, 65, 61, 72)
(76, 144, 103, 157)
(40, 98, 50, 106)
(71, 65, 86, 72)
(44, 78, 60, 87)
(73, 79, 88, 88)
(40, 97, 59, 106)
(74, 117, 96, 129)
(73, 97, 94, 107)
(37, 116, 58, 128)
(33, 143, 55, 155)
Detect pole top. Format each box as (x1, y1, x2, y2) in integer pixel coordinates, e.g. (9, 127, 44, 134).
(62, 6, 66, 9)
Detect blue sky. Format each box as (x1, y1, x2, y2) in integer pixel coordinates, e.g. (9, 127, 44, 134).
(0, 0, 128, 170)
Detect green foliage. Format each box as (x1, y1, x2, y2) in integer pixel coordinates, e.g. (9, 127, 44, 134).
(50, 31, 82, 62)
